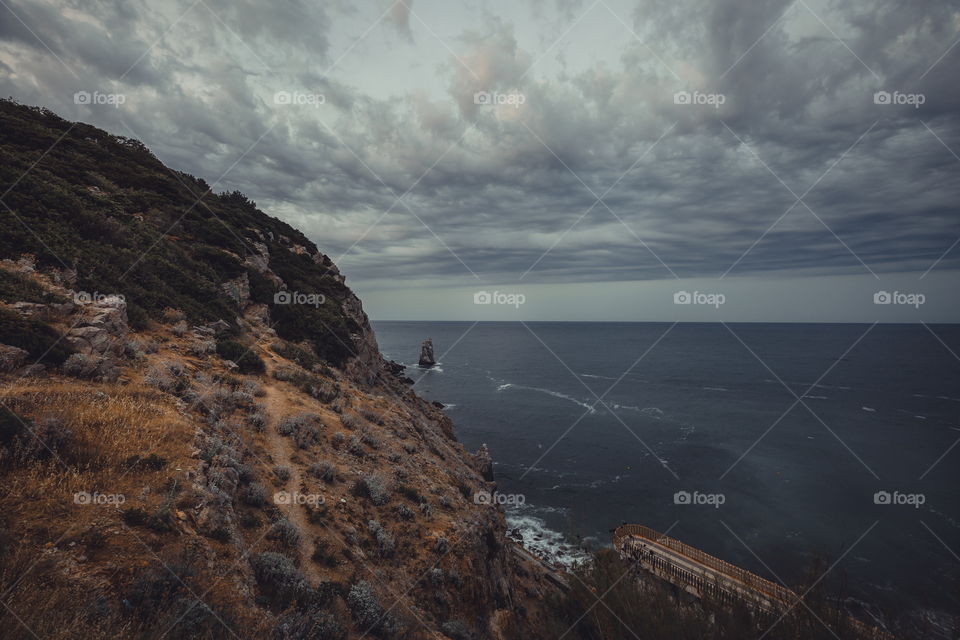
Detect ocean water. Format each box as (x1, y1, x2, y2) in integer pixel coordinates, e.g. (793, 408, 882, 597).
(372, 321, 960, 624)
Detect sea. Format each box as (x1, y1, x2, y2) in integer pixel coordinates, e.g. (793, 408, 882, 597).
(372, 321, 960, 630)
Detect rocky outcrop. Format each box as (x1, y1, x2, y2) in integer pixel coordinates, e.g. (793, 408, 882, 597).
(419, 338, 436, 368)
(65, 295, 128, 357)
(220, 272, 250, 307)
(475, 443, 495, 482)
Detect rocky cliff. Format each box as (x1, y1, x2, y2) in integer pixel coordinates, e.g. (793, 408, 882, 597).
(0, 99, 559, 640)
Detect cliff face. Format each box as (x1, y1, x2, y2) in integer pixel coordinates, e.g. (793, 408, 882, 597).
(0, 100, 557, 640)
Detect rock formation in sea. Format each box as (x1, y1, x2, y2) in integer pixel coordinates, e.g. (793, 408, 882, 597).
(418, 336, 436, 367)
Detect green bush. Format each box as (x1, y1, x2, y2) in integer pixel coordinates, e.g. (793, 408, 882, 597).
(0, 269, 65, 304)
(0, 308, 73, 364)
(215, 339, 265, 374)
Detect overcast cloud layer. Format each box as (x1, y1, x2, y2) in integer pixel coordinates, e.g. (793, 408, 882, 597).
(1, 0, 958, 321)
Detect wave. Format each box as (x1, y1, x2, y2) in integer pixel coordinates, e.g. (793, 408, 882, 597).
(581, 373, 617, 380)
(803, 395, 828, 400)
(703, 386, 728, 392)
(506, 511, 590, 568)
(612, 404, 664, 418)
(497, 382, 596, 414)
(861, 406, 876, 412)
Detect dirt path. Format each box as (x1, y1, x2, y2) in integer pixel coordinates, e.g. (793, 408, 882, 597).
(259, 373, 321, 585)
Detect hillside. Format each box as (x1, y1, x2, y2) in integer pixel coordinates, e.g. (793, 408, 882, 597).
(0, 100, 918, 640)
(0, 99, 557, 640)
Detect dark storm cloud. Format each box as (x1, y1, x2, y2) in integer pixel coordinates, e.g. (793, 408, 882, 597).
(0, 0, 958, 290)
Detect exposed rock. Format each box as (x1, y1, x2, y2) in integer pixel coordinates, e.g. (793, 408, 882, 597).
(244, 241, 284, 288)
(0, 344, 29, 372)
(9, 299, 75, 319)
(475, 444, 495, 482)
(208, 319, 231, 335)
(65, 295, 128, 357)
(62, 353, 120, 382)
(220, 272, 250, 307)
(418, 338, 436, 368)
(16, 363, 45, 377)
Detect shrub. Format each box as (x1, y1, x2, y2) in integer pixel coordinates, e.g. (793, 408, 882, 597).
(241, 379, 265, 397)
(11, 417, 74, 464)
(250, 552, 307, 608)
(435, 536, 449, 554)
(269, 518, 302, 549)
(0, 406, 26, 447)
(271, 340, 320, 370)
(123, 453, 168, 471)
(359, 407, 385, 426)
(396, 504, 415, 521)
(367, 520, 395, 558)
(64, 352, 116, 383)
(121, 507, 172, 532)
(0, 308, 73, 364)
(244, 482, 269, 507)
(144, 361, 188, 394)
(359, 428, 380, 449)
(273, 466, 291, 483)
(331, 432, 346, 449)
(441, 620, 475, 640)
(309, 461, 336, 483)
(397, 485, 424, 504)
(215, 339, 265, 374)
(353, 474, 390, 506)
(277, 413, 322, 449)
(347, 435, 365, 457)
(340, 413, 362, 430)
(189, 339, 216, 355)
(311, 538, 339, 568)
(275, 609, 345, 640)
(347, 581, 389, 636)
(246, 406, 267, 432)
(310, 381, 340, 403)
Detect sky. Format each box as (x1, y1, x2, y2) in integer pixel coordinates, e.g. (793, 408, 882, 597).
(0, 0, 958, 322)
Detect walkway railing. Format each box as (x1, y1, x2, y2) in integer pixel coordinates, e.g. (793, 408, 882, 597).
(614, 524, 896, 640)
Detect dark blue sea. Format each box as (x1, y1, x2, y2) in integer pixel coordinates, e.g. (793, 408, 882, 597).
(372, 321, 960, 627)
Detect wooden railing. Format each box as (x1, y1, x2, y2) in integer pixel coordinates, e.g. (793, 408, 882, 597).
(614, 524, 896, 640)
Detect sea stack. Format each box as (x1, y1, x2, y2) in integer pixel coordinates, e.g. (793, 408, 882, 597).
(418, 338, 436, 368)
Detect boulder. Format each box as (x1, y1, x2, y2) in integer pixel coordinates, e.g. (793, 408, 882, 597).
(418, 338, 436, 368)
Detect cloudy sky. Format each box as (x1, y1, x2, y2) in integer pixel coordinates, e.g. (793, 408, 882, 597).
(1, 0, 958, 321)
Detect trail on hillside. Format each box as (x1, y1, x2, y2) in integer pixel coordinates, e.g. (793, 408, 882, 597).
(260, 373, 322, 585)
